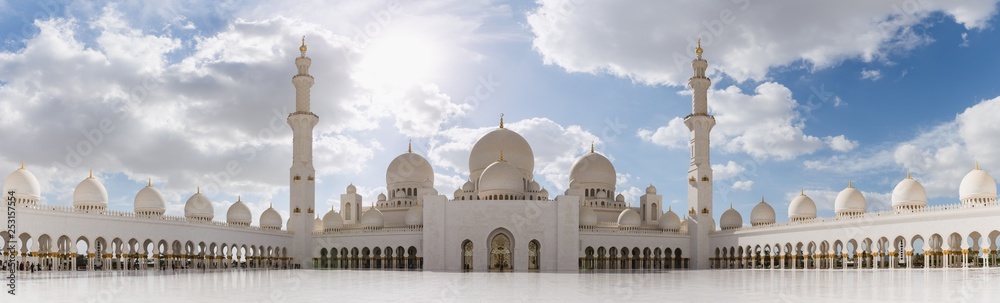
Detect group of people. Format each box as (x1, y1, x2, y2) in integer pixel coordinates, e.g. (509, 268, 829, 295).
(1, 261, 44, 273)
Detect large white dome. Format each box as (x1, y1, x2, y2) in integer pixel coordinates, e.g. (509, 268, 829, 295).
(788, 191, 817, 221)
(226, 198, 252, 226)
(386, 152, 434, 187)
(322, 209, 344, 230)
(3, 165, 40, 202)
(478, 160, 525, 195)
(260, 206, 283, 230)
(658, 209, 681, 231)
(184, 190, 214, 221)
(73, 174, 108, 210)
(834, 184, 866, 216)
(750, 198, 775, 226)
(891, 175, 927, 208)
(361, 208, 385, 228)
(134, 182, 166, 215)
(469, 127, 534, 183)
(959, 166, 997, 203)
(617, 208, 641, 228)
(719, 206, 743, 230)
(579, 207, 597, 226)
(405, 205, 424, 226)
(569, 152, 616, 187)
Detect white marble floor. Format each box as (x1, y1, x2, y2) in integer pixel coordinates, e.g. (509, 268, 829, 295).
(9, 268, 1000, 302)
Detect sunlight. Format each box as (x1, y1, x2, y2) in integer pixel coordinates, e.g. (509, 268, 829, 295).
(355, 33, 443, 89)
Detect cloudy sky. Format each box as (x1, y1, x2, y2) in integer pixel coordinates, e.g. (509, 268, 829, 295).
(2, 0, 1000, 225)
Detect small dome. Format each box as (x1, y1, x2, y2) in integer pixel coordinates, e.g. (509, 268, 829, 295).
(2, 165, 41, 202)
(226, 198, 252, 226)
(719, 206, 743, 230)
(658, 209, 681, 230)
(615, 193, 625, 202)
(386, 152, 434, 187)
(346, 183, 357, 194)
(580, 207, 597, 226)
(134, 182, 166, 215)
(892, 175, 927, 208)
(528, 180, 540, 192)
(617, 208, 641, 228)
(260, 206, 282, 230)
(750, 198, 775, 226)
(478, 160, 524, 194)
(646, 184, 657, 195)
(469, 127, 534, 183)
(538, 188, 549, 198)
(184, 190, 214, 221)
(569, 152, 616, 188)
(73, 174, 108, 210)
(361, 208, 384, 228)
(834, 183, 867, 216)
(313, 217, 323, 233)
(788, 191, 817, 221)
(405, 205, 423, 226)
(286, 216, 301, 234)
(322, 209, 344, 230)
(462, 181, 475, 191)
(377, 193, 387, 201)
(959, 166, 997, 203)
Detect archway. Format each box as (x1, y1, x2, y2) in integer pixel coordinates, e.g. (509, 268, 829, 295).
(529, 240, 540, 271)
(461, 240, 473, 272)
(487, 229, 513, 271)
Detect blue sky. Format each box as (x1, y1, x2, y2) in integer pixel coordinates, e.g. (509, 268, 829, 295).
(2, 0, 1000, 226)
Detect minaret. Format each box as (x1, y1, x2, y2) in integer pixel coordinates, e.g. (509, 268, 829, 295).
(289, 36, 318, 269)
(684, 39, 715, 269)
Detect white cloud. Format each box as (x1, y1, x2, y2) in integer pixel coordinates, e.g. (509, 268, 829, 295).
(860, 69, 883, 81)
(527, 0, 999, 85)
(712, 161, 745, 181)
(638, 82, 844, 160)
(825, 135, 859, 152)
(960, 32, 970, 47)
(732, 180, 754, 191)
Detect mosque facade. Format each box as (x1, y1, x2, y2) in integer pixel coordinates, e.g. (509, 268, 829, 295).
(3, 40, 999, 272)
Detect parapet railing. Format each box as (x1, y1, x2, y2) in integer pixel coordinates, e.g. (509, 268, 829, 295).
(16, 203, 288, 234)
(731, 200, 999, 232)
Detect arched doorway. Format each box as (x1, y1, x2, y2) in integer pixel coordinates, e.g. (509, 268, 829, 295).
(488, 230, 513, 271)
(528, 240, 540, 271)
(462, 240, 474, 272)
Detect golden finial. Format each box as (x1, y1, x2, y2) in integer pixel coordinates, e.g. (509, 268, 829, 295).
(499, 150, 505, 162)
(299, 36, 307, 53)
(848, 180, 853, 188)
(800, 188, 805, 196)
(499, 113, 504, 129)
(975, 161, 980, 170)
(695, 38, 703, 55)
(197, 186, 201, 194)
(238, 195, 241, 202)
(19, 160, 24, 170)
(906, 169, 911, 179)
(590, 141, 595, 153)
(761, 196, 765, 202)
(730, 203, 733, 209)
(408, 139, 412, 153)
(148, 178, 152, 186)
(89, 170, 93, 178)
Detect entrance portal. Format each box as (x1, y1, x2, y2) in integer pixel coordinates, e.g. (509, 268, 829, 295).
(489, 233, 512, 271)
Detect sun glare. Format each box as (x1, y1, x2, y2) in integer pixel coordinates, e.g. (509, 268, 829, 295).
(356, 33, 443, 89)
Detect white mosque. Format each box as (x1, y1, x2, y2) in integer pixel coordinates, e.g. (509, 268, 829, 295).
(4, 39, 999, 272)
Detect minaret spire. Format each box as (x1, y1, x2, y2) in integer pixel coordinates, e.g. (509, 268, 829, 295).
(288, 35, 319, 269)
(683, 37, 715, 270)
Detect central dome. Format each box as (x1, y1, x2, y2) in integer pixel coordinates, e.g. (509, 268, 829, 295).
(834, 184, 867, 216)
(386, 152, 434, 187)
(227, 198, 252, 226)
(134, 182, 166, 216)
(469, 127, 534, 183)
(73, 174, 108, 210)
(569, 152, 616, 187)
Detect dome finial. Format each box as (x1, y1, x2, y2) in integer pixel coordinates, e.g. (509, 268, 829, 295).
(89, 170, 93, 179)
(906, 169, 911, 179)
(148, 178, 152, 187)
(499, 113, 504, 129)
(590, 141, 595, 153)
(848, 180, 853, 188)
(975, 161, 980, 170)
(761, 195, 765, 202)
(197, 186, 200, 194)
(695, 38, 703, 57)
(299, 35, 307, 54)
(730, 203, 733, 209)
(19, 160, 24, 170)
(238, 195, 242, 202)
(408, 139, 412, 153)
(800, 188, 805, 196)
(498, 149, 505, 162)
